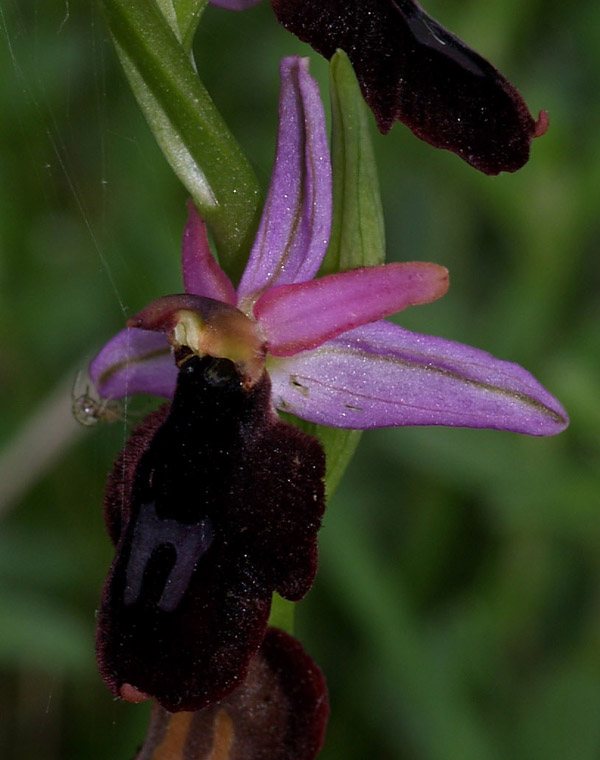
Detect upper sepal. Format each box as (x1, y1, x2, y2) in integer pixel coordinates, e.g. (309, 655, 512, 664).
(237, 57, 332, 307)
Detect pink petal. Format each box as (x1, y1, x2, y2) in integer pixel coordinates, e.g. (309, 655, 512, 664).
(268, 321, 568, 435)
(90, 328, 176, 400)
(237, 57, 332, 308)
(255, 263, 448, 356)
(181, 201, 237, 305)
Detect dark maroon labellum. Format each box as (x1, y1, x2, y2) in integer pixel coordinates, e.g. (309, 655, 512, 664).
(97, 356, 325, 712)
(271, 0, 544, 174)
(135, 628, 329, 760)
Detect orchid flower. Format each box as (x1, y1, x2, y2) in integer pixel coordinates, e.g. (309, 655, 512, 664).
(91, 56, 566, 438)
(209, 0, 548, 174)
(89, 55, 566, 719)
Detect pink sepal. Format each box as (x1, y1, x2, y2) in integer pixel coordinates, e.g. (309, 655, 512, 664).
(268, 321, 569, 435)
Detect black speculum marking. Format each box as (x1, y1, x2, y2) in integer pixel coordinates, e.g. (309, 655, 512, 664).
(271, 0, 540, 174)
(124, 501, 213, 612)
(97, 355, 326, 712)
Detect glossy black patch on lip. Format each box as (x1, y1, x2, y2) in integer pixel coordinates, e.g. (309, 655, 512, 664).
(271, 0, 543, 174)
(135, 628, 329, 760)
(97, 356, 325, 712)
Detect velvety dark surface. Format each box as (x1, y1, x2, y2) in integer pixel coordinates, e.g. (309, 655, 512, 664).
(272, 0, 538, 174)
(97, 357, 325, 712)
(136, 628, 329, 760)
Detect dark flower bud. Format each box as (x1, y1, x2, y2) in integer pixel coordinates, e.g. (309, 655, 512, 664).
(97, 355, 325, 712)
(135, 628, 329, 760)
(271, 0, 548, 174)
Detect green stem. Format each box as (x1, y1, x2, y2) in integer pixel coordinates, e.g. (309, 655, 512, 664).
(99, 0, 261, 281)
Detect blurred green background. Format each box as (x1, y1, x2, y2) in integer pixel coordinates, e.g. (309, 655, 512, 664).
(0, 1, 598, 758)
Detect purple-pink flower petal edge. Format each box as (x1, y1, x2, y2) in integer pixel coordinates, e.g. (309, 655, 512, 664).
(90, 328, 176, 400)
(267, 321, 568, 436)
(237, 56, 332, 307)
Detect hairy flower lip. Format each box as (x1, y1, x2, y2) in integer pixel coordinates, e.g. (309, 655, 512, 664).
(97, 357, 326, 712)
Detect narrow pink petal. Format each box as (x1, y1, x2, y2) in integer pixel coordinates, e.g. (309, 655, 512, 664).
(268, 321, 568, 435)
(237, 56, 332, 308)
(210, 0, 263, 9)
(255, 263, 449, 356)
(90, 328, 177, 400)
(181, 201, 237, 305)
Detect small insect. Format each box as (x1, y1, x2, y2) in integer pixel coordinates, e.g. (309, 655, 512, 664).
(72, 372, 124, 426)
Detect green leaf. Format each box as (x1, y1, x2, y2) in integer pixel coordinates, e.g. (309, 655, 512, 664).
(321, 49, 386, 275)
(172, 0, 209, 52)
(100, 0, 261, 282)
(152, 0, 181, 41)
(151, 0, 207, 52)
